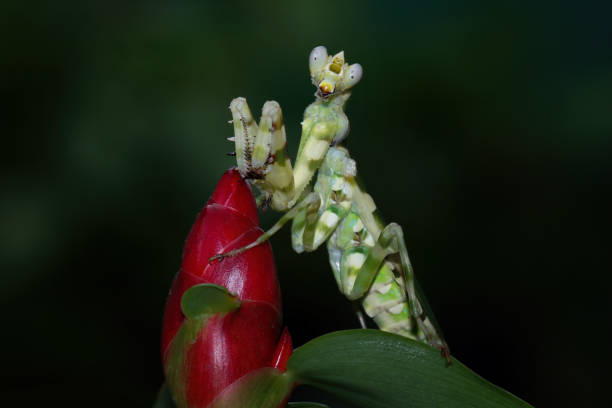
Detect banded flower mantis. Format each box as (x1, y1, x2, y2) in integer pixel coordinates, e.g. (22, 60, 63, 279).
(211, 46, 450, 362)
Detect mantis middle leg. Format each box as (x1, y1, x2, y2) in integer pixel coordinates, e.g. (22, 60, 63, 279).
(209, 192, 320, 262)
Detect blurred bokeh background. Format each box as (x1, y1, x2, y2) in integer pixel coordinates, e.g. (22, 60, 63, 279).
(2, 1, 610, 406)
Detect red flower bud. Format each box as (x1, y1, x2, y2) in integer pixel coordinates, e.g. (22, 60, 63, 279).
(161, 169, 292, 408)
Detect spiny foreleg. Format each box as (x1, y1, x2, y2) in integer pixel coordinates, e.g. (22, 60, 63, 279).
(229, 98, 295, 209)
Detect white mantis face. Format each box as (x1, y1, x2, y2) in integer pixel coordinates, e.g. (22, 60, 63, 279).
(309, 46, 363, 98)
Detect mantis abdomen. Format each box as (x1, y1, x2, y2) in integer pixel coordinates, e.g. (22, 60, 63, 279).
(327, 210, 424, 340)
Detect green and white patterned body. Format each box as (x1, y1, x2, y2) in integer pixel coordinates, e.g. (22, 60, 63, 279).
(292, 146, 443, 345)
(214, 46, 449, 361)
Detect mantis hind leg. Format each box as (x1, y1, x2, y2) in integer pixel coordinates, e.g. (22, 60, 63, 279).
(346, 222, 450, 363)
(353, 302, 368, 329)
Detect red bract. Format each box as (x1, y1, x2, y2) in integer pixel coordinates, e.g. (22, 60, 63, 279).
(161, 169, 292, 408)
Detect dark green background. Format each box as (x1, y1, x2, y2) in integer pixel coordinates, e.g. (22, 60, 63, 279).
(2, 1, 610, 406)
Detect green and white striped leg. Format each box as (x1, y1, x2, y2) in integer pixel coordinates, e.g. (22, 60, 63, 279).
(292, 203, 348, 253)
(354, 303, 368, 329)
(256, 101, 296, 208)
(209, 192, 320, 262)
(229, 98, 296, 212)
(229, 97, 296, 211)
(346, 222, 450, 362)
(229, 98, 261, 176)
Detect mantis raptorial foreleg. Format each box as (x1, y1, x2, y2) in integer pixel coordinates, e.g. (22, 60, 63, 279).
(229, 98, 295, 209)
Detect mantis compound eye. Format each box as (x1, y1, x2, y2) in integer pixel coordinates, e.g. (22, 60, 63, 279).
(342, 63, 363, 90)
(309, 46, 328, 74)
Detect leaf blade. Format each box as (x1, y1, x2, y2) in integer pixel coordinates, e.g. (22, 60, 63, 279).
(287, 329, 532, 408)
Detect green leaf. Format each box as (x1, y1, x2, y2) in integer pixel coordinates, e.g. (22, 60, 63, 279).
(288, 403, 330, 408)
(208, 368, 294, 408)
(180, 283, 240, 319)
(287, 329, 533, 408)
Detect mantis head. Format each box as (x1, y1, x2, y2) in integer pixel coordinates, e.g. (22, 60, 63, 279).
(309, 46, 363, 99)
